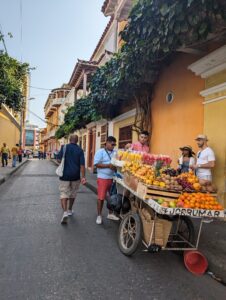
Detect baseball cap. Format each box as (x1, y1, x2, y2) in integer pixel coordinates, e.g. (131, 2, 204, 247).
(195, 134, 208, 141)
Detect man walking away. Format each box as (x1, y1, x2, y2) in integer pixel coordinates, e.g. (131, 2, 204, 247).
(11, 144, 19, 167)
(1, 143, 10, 167)
(94, 136, 119, 225)
(57, 134, 86, 225)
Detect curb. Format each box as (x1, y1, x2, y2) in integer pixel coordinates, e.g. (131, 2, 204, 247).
(50, 159, 97, 194)
(85, 182, 97, 195)
(0, 159, 29, 186)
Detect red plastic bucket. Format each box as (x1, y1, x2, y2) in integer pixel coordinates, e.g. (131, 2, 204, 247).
(184, 250, 208, 276)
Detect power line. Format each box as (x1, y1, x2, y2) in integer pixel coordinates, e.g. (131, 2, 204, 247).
(28, 109, 59, 127)
(29, 85, 53, 91)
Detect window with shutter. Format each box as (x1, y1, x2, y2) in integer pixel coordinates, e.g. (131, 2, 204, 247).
(119, 125, 132, 149)
(100, 124, 108, 148)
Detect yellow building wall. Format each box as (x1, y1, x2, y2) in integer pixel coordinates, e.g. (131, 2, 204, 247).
(0, 113, 20, 149)
(151, 53, 205, 166)
(204, 98, 226, 205)
(113, 116, 137, 147)
(206, 69, 226, 88)
(199, 49, 226, 205)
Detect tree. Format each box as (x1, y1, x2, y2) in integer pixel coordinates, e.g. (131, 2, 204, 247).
(0, 34, 29, 111)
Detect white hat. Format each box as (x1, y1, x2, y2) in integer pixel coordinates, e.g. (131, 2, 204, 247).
(195, 134, 208, 141)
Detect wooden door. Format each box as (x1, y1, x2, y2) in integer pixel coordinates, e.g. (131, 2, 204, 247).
(88, 127, 96, 169)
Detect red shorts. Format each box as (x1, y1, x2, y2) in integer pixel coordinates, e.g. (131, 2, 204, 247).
(97, 178, 113, 201)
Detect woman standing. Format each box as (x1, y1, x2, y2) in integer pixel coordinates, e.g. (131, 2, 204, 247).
(178, 146, 195, 173)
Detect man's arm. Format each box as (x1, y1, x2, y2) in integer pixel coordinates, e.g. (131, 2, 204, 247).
(125, 143, 132, 150)
(95, 163, 116, 170)
(57, 146, 63, 163)
(80, 151, 86, 184)
(94, 150, 116, 170)
(192, 161, 215, 169)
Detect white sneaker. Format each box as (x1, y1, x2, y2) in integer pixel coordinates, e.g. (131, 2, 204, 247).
(61, 212, 68, 224)
(96, 215, 102, 225)
(107, 213, 120, 221)
(68, 210, 74, 216)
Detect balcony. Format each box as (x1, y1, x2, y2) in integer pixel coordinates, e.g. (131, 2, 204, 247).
(45, 98, 64, 118)
(43, 128, 56, 141)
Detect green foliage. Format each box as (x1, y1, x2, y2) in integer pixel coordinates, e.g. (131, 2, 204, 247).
(88, 0, 226, 126)
(0, 49, 29, 111)
(120, 0, 226, 87)
(55, 96, 100, 139)
(89, 53, 127, 119)
(59, 0, 226, 133)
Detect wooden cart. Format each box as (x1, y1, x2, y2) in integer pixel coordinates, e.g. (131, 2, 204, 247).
(114, 177, 224, 256)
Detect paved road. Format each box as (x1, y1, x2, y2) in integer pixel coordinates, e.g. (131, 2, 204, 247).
(0, 160, 225, 300)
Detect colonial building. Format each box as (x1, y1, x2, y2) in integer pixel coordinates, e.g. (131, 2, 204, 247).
(39, 128, 47, 152)
(44, 84, 70, 154)
(67, 0, 133, 171)
(188, 45, 226, 203)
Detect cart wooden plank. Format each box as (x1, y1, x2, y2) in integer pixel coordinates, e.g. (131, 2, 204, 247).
(114, 177, 225, 219)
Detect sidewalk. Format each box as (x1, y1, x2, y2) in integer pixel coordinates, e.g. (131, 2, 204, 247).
(51, 159, 226, 282)
(0, 158, 28, 185)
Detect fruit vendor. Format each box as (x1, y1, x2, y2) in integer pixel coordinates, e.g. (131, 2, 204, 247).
(178, 145, 196, 173)
(125, 130, 150, 153)
(191, 135, 215, 183)
(94, 136, 120, 225)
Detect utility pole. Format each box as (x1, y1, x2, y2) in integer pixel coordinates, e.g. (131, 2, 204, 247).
(19, 97, 25, 146)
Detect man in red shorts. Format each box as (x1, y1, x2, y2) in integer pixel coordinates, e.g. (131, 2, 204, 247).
(94, 136, 119, 225)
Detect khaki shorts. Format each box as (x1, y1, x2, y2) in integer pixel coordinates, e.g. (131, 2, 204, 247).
(59, 180, 80, 199)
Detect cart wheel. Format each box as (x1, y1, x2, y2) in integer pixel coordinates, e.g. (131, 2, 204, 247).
(170, 216, 195, 249)
(118, 212, 142, 256)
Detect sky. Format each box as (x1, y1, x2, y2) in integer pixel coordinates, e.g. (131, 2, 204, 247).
(0, 0, 109, 127)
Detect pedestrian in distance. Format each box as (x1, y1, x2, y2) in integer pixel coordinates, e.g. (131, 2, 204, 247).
(1, 143, 10, 167)
(11, 144, 19, 167)
(18, 146, 23, 163)
(94, 136, 119, 225)
(57, 134, 86, 225)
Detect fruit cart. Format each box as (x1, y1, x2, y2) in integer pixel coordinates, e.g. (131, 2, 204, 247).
(114, 176, 225, 256)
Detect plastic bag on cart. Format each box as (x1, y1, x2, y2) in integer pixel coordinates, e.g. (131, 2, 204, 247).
(121, 196, 131, 214)
(110, 182, 117, 196)
(107, 193, 122, 214)
(110, 172, 122, 196)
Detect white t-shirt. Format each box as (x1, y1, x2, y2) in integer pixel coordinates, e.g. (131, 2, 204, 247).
(196, 147, 215, 177)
